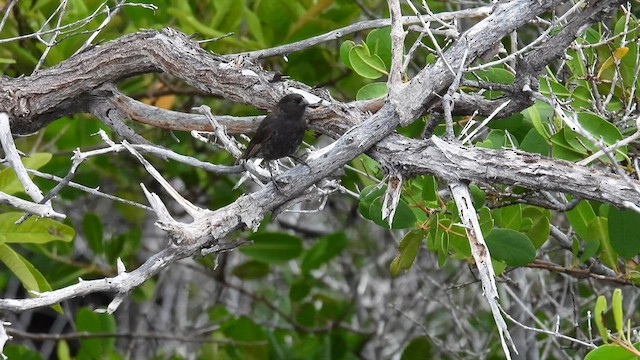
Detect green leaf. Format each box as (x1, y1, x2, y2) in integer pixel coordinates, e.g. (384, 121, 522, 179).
(612, 288, 623, 335)
(447, 225, 471, 259)
(0, 57, 17, 64)
(492, 259, 508, 275)
(566, 49, 587, 78)
(571, 84, 592, 108)
(469, 184, 486, 210)
(390, 230, 423, 276)
(608, 207, 640, 258)
(594, 295, 609, 343)
(585, 344, 640, 360)
(0, 152, 52, 195)
(211, 0, 244, 32)
(540, 78, 571, 98)
(0, 212, 75, 244)
(563, 112, 628, 162)
(478, 207, 494, 236)
(522, 101, 553, 139)
(0, 244, 38, 292)
(566, 200, 596, 241)
(485, 228, 536, 266)
(301, 232, 348, 273)
(0, 245, 61, 312)
(476, 129, 506, 149)
(475, 67, 515, 84)
(339, 40, 356, 69)
(82, 212, 103, 255)
(244, 8, 265, 46)
(105, 228, 141, 265)
(75, 308, 117, 359)
(365, 27, 392, 69)
(3, 344, 42, 359)
(358, 184, 386, 220)
(436, 230, 449, 268)
(589, 217, 618, 270)
(559, 127, 591, 154)
(356, 82, 388, 100)
(580, 238, 601, 263)
(289, 278, 311, 302)
(295, 302, 317, 328)
(520, 128, 549, 156)
(369, 197, 417, 229)
(316, 293, 345, 321)
(522, 207, 550, 249)
(168, 9, 228, 38)
(420, 175, 439, 203)
(223, 316, 267, 342)
(400, 336, 432, 360)
(349, 44, 387, 79)
(493, 205, 522, 231)
(550, 129, 586, 161)
(57, 340, 71, 360)
(240, 232, 303, 263)
(231, 260, 270, 280)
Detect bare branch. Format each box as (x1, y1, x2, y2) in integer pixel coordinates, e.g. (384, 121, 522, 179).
(0, 114, 47, 204)
(386, 0, 406, 97)
(120, 140, 205, 220)
(0, 191, 65, 220)
(449, 181, 516, 358)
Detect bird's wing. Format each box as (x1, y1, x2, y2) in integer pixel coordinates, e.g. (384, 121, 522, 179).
(241, 113, 278, 159)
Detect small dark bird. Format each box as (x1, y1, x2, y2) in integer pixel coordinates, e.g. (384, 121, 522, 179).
(241, 93, 310, 161)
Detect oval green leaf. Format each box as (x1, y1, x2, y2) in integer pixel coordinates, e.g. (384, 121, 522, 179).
(365, 27, 392, 68)
(369, 197, 416, 229)
(349, 44, 387, 79)
(356, 82, 388, 100)
(358, 184, 386, 220)
(340, 40, 356, 69)
(588, 216, 618, 270)
(522, 207, 550, 249)
(301, 232, 348, 273)
(0, 212, 75, 244)
(76, 307, 117, 359)
(493, 205, 523, 231)
(594, 295, 609, 343)
(390, 230, 423, 276)
(0, 244, 38, 292)
(608, 207, 640, 258)
(231, 260, 270, 280)
(401, 336, 432, 360)
(240, 232, 303, 263)
(566, 200, 596, 241)
(485, 228, 536, 266)
(585, 344, 640, 360)
(612, 288, 623, 335)
(82, 212, 104, 254)
(0, 152, 53, 195)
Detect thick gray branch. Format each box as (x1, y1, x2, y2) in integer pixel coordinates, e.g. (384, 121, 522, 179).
(376, 136, 640, 207)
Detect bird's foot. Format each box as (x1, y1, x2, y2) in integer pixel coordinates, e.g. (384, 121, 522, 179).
(287, 154, 311, 169)
(271, 176, 290, 194)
